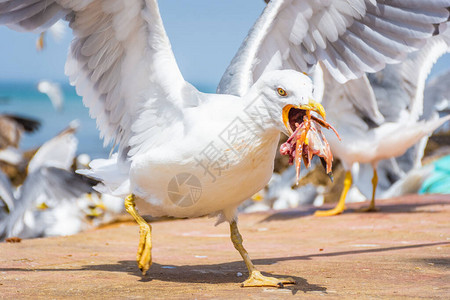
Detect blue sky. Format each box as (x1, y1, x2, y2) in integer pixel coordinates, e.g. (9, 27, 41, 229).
(0, 0, 449, 88)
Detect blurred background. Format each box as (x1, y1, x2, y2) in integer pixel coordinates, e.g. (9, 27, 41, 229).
(0, 1, 449, 240)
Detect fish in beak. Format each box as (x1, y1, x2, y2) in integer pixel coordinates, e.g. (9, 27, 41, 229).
(280, 99, 340, 184)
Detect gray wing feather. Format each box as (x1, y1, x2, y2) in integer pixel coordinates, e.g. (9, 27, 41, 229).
(218, 0, 450, 96)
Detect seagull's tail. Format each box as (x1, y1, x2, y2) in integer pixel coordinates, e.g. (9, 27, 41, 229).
(76, 154, 130, 198)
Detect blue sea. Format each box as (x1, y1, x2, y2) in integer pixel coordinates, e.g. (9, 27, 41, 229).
(0, 82, 216, 159)
(0, 82, 109, 159)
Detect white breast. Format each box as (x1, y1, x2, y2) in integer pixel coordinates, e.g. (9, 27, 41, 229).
(130, 128, 280, 218)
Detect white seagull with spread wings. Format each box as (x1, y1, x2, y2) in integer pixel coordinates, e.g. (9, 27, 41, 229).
(1, 0, 449, 287)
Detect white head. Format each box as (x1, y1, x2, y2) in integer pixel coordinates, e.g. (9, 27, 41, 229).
(247, 70, 325, 135)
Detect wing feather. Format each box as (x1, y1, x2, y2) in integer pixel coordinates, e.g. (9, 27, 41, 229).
(218, 0, 450, 96)
(1, 0, 193, 158)
(370, 24, 450, 121)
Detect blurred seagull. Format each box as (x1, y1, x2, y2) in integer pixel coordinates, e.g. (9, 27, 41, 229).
(423, 68, 450, 130)
(315, 25, 450, 217)
(1, 0, 449, 287)
(37, 80, 64, 112)
(0, 114, 40, 179)
(36, 19, 66, 51)
(0, 122, 100, 240)
(359, 65, 450, 199)
(0, 114, 40, 150)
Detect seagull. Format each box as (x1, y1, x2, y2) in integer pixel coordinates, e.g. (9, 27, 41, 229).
(363, 66, 450, 199)
(314, 24, 450, 217)
(37, 80, 65, 112)
(0, 114, 40, 183)
(1, 0, 449, 287)
(35, 19, 66, 51)
(0, 114, 40, 150)
(0, 122, 100, 240)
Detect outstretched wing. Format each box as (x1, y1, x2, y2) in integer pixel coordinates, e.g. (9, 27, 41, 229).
(218, 0, 450, 96)
(27, 122, 79, 174)
(370, 23, 450, 122)
(0, 0, 194, 157)
(320, 63, 384, 130)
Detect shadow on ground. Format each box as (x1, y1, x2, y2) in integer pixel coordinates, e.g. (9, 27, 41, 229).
(2, 241, 448, 294)
(261, 199, 450, 222)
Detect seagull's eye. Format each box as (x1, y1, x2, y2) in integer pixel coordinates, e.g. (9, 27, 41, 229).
(277, 88, 287, 97)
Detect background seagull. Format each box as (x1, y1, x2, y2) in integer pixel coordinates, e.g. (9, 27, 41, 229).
(423, 69, 450, 127)
(1, 0, 449, 287)
(0, 114, 40, 149)
(315, 25, 450, 216)
(361, 64, 450, 199)
(36, 19, 66, 51)
(37, 80, 65, 112)
(0, 114, 40, 184)
(0, 122, 100, 240)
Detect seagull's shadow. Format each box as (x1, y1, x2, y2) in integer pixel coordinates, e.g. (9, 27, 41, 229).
(260, 199, 450, 222)
(2, 241, 449, 294)
(79, 260, 325, 294)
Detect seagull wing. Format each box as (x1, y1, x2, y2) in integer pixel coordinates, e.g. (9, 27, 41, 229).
(359, 27, 450, 194)
(5, 166, 95, 238)
(0, 0, 194, 157)
(27, 122, 79, 173)
(20, 167, 95, 207)
(0, 114, 40, 149)
(320, 63, 383, 129)
(217, 0, 450, 96)
(370, 24, 450, 122)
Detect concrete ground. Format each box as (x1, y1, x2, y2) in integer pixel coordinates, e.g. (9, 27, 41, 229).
(1, 194, 449, 299)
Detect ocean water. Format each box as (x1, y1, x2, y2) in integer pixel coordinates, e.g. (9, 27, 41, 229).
(0, 82, 217, 160)
(0, 82, 109, 159)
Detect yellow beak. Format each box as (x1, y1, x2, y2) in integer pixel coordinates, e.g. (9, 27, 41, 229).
(299, 98, 326, 120)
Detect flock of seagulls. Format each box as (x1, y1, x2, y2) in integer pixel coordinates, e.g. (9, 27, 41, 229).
(0, 121, 123, 240)
(0, 0, 449, 288)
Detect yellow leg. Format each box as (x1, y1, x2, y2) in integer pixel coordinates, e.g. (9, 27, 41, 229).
(124, 194, 152, 275)
(314, 171, 352, 217)
(358, 168, 379, 212)
(230, 220, 295, 287)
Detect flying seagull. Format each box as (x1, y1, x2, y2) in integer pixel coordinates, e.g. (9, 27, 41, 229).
(37, 80, 65, 112)
(35, 19, 66, 51)
(315, 24, 450, 216)
(1, 0, 449, 287)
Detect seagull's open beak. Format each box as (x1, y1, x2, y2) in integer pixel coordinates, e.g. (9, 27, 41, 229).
(282, 98, 326, 134)
(280, 98, 339, 184)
